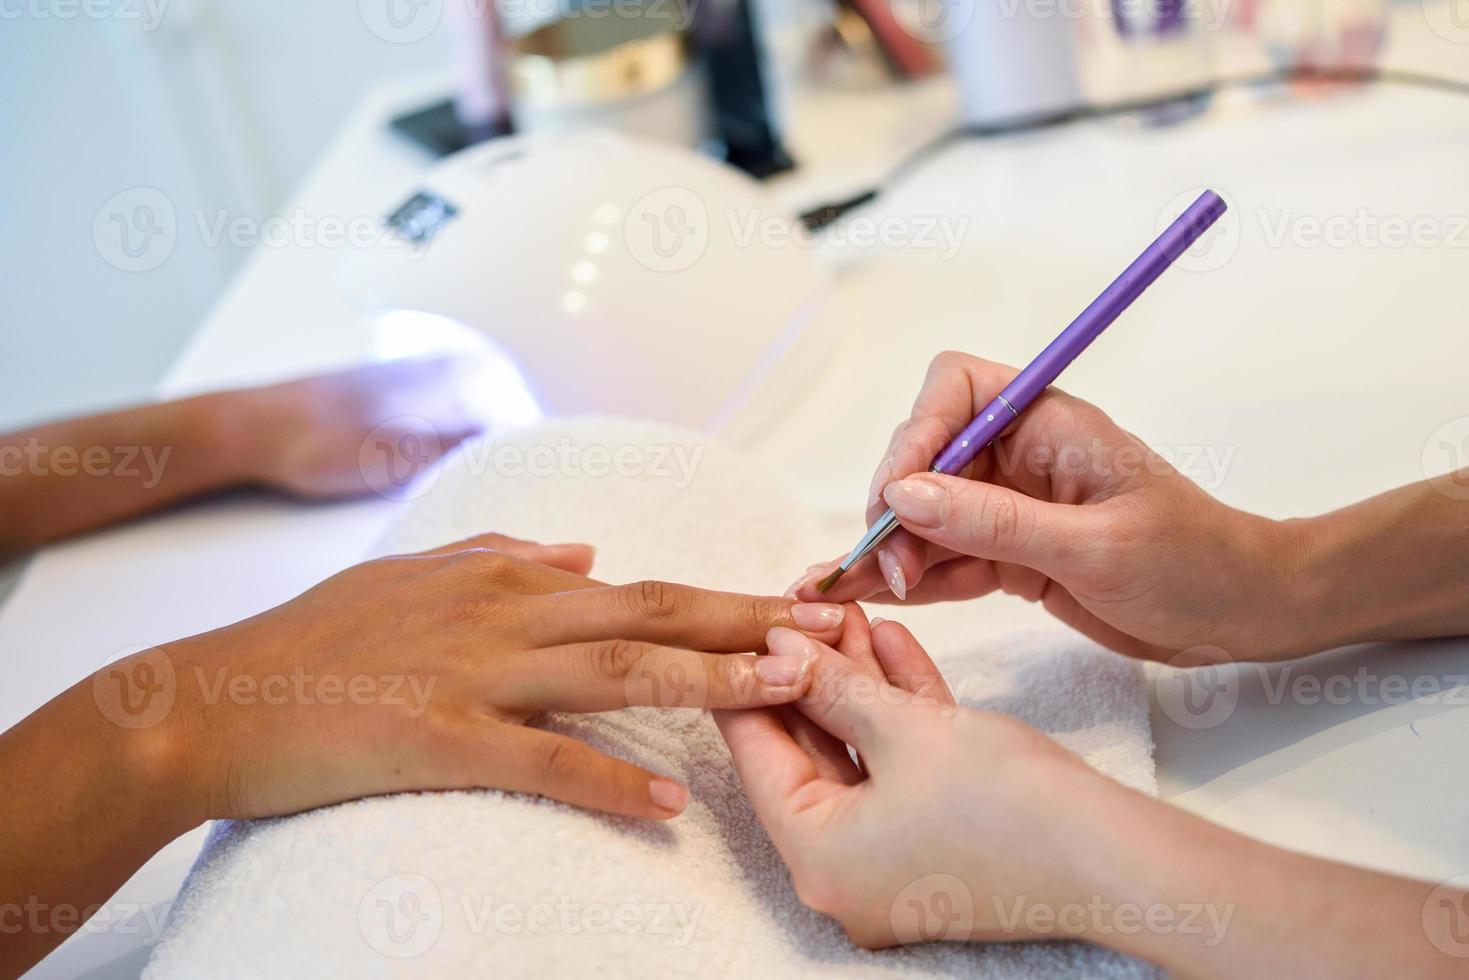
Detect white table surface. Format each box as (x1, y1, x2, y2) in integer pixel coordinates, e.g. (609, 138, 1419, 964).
(12, 11, 1469, 976)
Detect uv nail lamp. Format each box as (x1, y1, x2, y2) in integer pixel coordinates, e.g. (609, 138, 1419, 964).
(341, 130, 832, 443)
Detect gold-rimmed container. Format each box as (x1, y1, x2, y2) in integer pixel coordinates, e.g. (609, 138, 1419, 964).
(509, 7, 707, 146)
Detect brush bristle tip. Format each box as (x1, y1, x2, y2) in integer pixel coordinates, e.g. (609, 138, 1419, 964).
(814, 569, 845, 593)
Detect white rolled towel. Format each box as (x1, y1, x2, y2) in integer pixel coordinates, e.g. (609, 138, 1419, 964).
(147, 419, 1159, 979)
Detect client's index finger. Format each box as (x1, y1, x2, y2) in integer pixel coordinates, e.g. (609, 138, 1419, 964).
(519, 582, 846, 651)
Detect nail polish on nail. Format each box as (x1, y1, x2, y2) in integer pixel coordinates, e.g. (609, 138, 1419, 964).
(790, 602, 845, 631)
(649, 778, 688, 813)
(883, 477, 948, 528)
(783, 564, 828, 599)
(766, 626, 818, 660)
(755, 654, 811, 685)
(877, 548, 907, 601)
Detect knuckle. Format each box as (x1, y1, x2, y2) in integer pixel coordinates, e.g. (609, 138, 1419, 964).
(535, 738, 579, 784)
(626, 579, 683, 621)
(929, 349, 969, 377)
(742, 596, 775, 634)
(589, 638, 646, 681)
(463, 548, 517, 580)
(971, 490, 1024, 552)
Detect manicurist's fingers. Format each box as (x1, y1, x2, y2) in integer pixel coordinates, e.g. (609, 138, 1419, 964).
(715, 708, 834, 831)
(786, 534, 942, 605)
(831, 602, 880, 675)
(491, 641, 814, 713)
(777, 706, 863, 784)
(882, 473, 1086, 577)
(488, 726, 690, 820)
(770, 629, 900, 761)
(520, 582, 846, 650)
(870, 620, 955, 706)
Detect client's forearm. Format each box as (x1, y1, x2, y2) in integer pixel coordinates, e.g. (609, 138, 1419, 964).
(0, 395, 245, 553)
(1285, 473, 1469, 652)
(0, 672, 202, 976)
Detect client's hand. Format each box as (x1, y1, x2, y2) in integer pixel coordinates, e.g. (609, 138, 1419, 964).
(792, 353, 1307, 662)
(128, 533, 847, 823)
(221, 354, 492, 499)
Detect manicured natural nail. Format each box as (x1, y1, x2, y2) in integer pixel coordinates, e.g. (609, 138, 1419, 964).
(755, 654, 812, 685)
(766, 626, 820, 661)
(868, 455, 895, 508)
(870, 617, 886, 627)
(883, 477, 948, 528)
(649, 778, 688, 813)
(790, 602, 845, 631)
(877, 548, 907, 601)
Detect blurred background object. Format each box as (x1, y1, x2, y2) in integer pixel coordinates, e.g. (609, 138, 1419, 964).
(5, 0, 1456, 436)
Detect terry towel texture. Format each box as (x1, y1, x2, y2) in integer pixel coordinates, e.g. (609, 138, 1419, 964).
(148, 419, 1159, 979)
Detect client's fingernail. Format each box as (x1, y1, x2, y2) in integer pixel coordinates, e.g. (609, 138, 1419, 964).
(883, 477, 948, 528)
(649, 778, 688, 814)
(877, 548, 908, 601)
(783, 563, 829, 598)
(755, 654, 811, 685)
(790, 602, 845, 631)
(870, 617, 886, 627)
(766, 626, 819, 661)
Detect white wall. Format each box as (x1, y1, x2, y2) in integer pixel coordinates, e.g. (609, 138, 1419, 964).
(0, 0, 455, 430)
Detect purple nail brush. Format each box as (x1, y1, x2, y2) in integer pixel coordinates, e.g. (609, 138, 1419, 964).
(817, 189, 1228, 592)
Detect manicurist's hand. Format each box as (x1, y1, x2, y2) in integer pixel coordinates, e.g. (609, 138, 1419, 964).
(793, 352, 1469, 663)
(718, 611, 1467, 978)
(790, 352, 1308, 662)
(717, 609, 1117, 949)
(0, 534, 847, 975)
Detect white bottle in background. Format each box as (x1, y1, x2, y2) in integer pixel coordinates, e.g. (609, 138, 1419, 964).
(938, 0, 1082, 123)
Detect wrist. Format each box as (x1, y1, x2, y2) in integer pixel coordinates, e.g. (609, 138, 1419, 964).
(1233, 512, 1342, 660)
(180, 389, 267, 489)
(1066, 784, 1263, 976)
(87, 643, 215, 836)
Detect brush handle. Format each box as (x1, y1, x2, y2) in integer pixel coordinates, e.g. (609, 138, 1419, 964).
(931, 189, 1226, 476)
